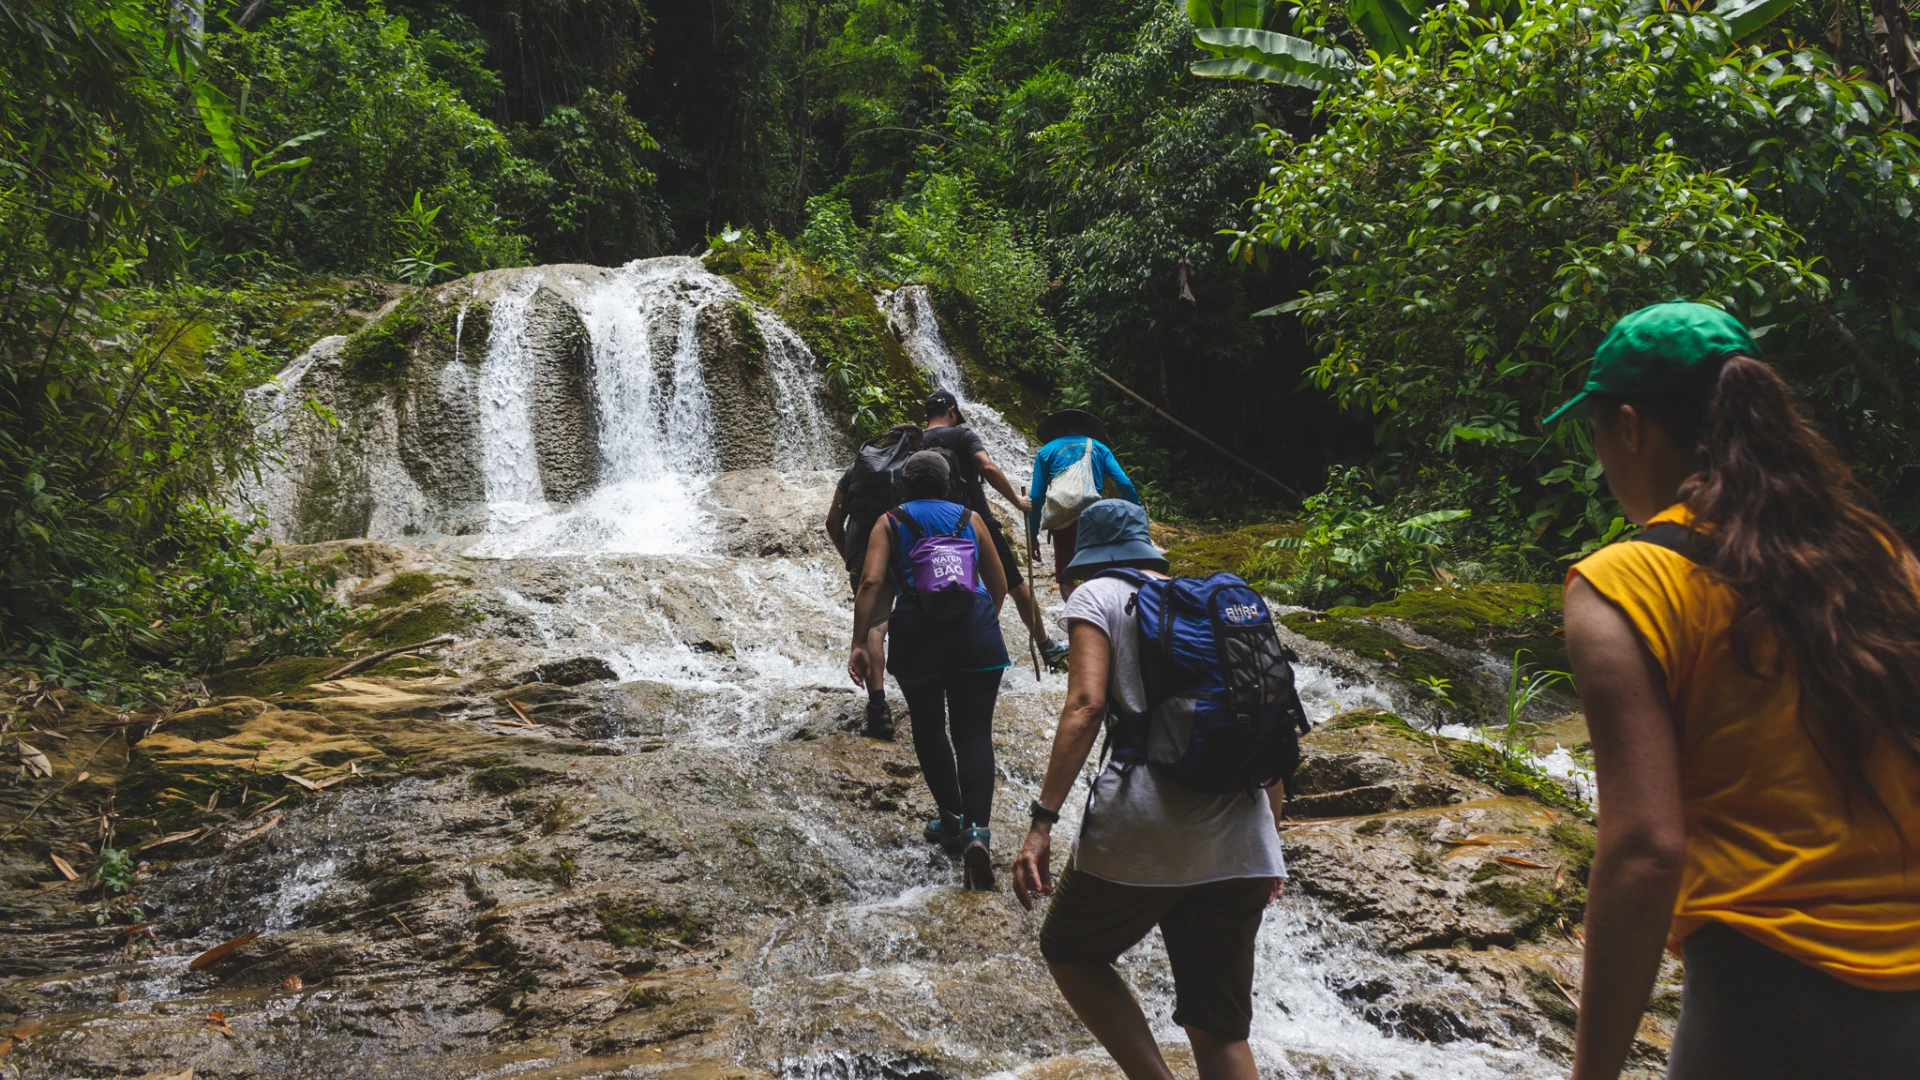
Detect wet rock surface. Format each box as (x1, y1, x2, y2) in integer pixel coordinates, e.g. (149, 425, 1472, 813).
(4, 269, 1648, 1079)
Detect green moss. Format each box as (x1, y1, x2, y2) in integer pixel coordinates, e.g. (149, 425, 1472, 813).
(624, 985, 672, 1010)
(341, 295, 426, 381)
(1329, 583, 1567, 672)
(1353, 818, 1388, 836)
(713, 245, 930, 440)
(372, 571, 443, 608)
(1162, 522, 1304, 579)
(1549, 820, 1596, 880)
(1469, 860, 1517, 882)
(360, 597, 470, 648)
(728, 300, 766, 366)
(206, 656, 338, 698)
(594, 895, 711, 951)
(1281, 612, 1460, 685)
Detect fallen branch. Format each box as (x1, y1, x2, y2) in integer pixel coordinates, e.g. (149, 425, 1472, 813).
(324, 637, 454, 681)
(1090, 367, 1303, 500)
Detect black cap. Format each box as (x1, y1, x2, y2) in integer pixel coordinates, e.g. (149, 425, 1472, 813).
(924, 388, 967, 424)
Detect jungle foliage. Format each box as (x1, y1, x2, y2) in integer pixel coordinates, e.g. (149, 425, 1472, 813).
(10, 0, 1920, 688)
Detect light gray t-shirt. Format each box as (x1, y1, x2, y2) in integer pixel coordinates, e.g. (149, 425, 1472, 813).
(1061, 574, 1288, 886)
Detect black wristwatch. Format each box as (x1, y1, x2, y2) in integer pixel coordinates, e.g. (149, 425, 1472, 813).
(1029, 800, 1061, 825)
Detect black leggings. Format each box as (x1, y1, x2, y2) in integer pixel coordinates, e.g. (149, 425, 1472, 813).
(898, 668, 1002, 828)
(1666, 922, 1920, 1079)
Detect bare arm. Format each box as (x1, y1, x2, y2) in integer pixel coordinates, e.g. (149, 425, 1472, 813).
(847, 517, 893, 688)
(1012, 620, 1110, 910)
(973, 511, 1008, 611)
(825, 487, 848, 556)
(975, 449, 1032, 514)
(1566, 575, 1687, 1080)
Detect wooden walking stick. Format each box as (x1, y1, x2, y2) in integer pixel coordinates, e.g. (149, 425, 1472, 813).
(1021, 489, 1043, 681)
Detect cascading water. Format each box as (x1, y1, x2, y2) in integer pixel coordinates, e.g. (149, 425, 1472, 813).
(36, 262, 1583, 1080)
(880, 285, 1034, 492)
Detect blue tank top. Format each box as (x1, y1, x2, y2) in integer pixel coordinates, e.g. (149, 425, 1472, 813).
(888, 499, 990, 600)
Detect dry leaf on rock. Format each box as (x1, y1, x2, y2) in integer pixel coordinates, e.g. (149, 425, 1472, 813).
(49, 854, 77, 881)
(1495, 856, 1552, 869)
(16, 741, 51, 778)
(280, 973, 304, 991)
(239, 813, 283, 842)
(204, 1010, 235, 1038)
(11, 1019, 43, 1039)
(188, 930, 262, 970)
(137, 828, 208, 853)
(284, 774, 321, 792)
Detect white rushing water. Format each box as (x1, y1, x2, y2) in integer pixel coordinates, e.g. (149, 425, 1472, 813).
(469, 259, 842, 558)
(475, 275, 550, 529)
(880, 284, 1034, 492)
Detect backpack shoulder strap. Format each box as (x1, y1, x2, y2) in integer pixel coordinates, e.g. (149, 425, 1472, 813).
(950, 507, 975, 538)
(893, 508, 926, 542)
(1090, 567, 1151, 587)
(1632, 521, 1714, 563)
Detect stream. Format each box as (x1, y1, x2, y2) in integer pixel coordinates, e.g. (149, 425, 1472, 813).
(0, 259, 1589, 1080)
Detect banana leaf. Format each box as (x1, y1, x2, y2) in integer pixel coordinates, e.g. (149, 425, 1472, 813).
(1187, 0, 1268, 29)
(1348, 0, 1422, 54)
(1192, 26, 1354, 87)
(1716, 0, 1795, 39)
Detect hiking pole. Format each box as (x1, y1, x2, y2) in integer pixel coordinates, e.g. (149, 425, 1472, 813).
(1021, 488, 1043, 682)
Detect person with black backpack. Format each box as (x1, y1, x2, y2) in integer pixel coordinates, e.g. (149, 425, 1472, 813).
(921, 390, 1069, 670)
(826, 423, 921, 738)
(1011, 499, 1310, 1080)
(850, 450, 1011, 889)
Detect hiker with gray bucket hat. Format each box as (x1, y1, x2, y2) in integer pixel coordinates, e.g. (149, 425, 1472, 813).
(849, 449, 1011, 890)
(1014, 498, 1309, 1080)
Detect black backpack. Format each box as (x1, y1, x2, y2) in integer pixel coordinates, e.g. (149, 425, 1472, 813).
(844, 427, 922, 522)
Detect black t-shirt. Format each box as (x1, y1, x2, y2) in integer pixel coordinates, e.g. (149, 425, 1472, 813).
(921, 424, 989, 514)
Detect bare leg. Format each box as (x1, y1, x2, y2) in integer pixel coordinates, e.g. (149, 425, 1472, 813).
(865, 622, 887, 690)
(1047, 960, 1175, 1080)
(1186, 1027, 1258, 1080)
(1010, 582, 1051, 643)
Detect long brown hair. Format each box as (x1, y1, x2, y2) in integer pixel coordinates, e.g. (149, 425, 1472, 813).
(1595, 355, 1920, 816)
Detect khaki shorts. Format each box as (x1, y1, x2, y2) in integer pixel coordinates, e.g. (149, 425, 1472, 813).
(1039, 866, 1273, 1040)
(848, 565, 896, 625)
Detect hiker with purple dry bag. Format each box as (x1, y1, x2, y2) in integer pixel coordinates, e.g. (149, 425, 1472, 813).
(850, 450, 1011, 889)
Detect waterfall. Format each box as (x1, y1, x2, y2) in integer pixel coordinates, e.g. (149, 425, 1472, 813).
(879, 284, 1033, 490)
(466, 259, 842, 558)
(475, 278, 550, 528)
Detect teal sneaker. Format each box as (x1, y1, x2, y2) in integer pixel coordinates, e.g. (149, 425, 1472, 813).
(1040, 639, 1069, 672)
(961, 826, 995, 891)
(923, 812, 964, 854)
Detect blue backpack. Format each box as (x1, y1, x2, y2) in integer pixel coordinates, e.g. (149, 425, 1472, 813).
(1093, 569, 1312, 794)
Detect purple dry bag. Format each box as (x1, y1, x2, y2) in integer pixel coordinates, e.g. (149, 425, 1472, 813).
(894, 508, 979, 621)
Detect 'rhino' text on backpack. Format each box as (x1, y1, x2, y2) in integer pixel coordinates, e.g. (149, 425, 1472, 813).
(893, 508, 979, 620)
(1093, 569, 1312, 793)
(844, 427, 922, 521)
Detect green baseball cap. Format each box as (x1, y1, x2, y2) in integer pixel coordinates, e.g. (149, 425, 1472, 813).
(1541, 300, 1757, 426)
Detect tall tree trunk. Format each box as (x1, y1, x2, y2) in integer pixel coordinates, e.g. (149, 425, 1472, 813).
(1870, 0, 1920, 127)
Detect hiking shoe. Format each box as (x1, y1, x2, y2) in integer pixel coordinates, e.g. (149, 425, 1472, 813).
(923, 813, 965, 854)
(961, 826, 995, 891)
(1039, 639, 1069, 672)
(863, 697, 894, 740)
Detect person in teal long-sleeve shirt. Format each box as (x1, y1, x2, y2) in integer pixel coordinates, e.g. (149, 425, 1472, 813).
(1027, 410, 1141, 597)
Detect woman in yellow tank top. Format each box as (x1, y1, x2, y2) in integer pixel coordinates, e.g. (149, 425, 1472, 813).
(1549, 302, 1920, 1080)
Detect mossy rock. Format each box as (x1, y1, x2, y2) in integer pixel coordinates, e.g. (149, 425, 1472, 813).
(366, 571, 449, 609)
(359, 597, 472, 649)
(712, 245, 930, 439)
(205, 656, 339, 699)
(1330, 583, 1567, 672)
(1281, 612, 1462, 687)
(595, 893, 712, 951)
(341, 294, 428, 381)
(1159, 522, 1304, 580)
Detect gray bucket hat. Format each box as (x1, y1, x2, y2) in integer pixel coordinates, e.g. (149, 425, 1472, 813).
(1064, 500, 1167, 580)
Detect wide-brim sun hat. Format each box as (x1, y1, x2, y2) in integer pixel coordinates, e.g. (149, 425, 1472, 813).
(1542, 300, 1758, 426)
(1037, 408, 1110, 445)
(1064, 499, 1167, 580)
